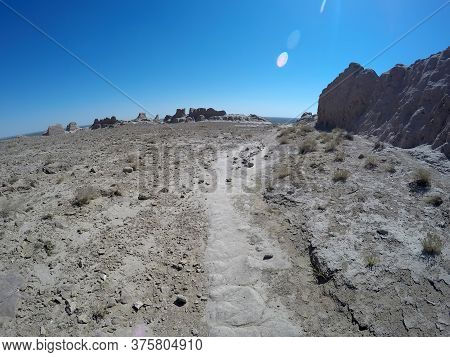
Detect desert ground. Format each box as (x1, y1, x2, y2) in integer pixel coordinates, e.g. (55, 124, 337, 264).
(0, 121, 448, 336)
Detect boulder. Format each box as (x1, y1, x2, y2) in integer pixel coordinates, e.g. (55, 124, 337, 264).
(43, 124, 65, 136)
(317, 47, 450, 158)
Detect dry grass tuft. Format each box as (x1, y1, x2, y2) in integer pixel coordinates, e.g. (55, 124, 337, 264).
(424, 195, 443, 207)
(276, 165, 291, 179)
(413, 168, 431, 188)
(384, 162, 396, 174)
(324, 140, 338, 153)
(421, 233, 442, 256)
(332, 169, 350, 182)
(0, 198, 22, 218)
(334, 151, 345, 162)
(73, 186, 99, 206)
(364, 156, 378, 170)
(298, 137, 317, 154)
(365, 255, 378, 269)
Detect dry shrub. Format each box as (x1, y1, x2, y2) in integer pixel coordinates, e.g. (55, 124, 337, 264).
(276, 165, 290, 179)
(297, 124, 314, 136)
(317, 132, 333, 143)
(324, 140, 338, 153)
(421, 233, 442, 256)
(279, 137, 290, 145)
(424, 195, 443, 207)
(364, 156, 378, 170)
(0, 197, 22, 218)
(334, 151, 345, 162)
(73, 186, 99, 206)
(413, 168, 431, 188)
(127, 152, 139, 163)
(373, 141, 385, 151)
(299, 137, 317, 154)
(332, 169, 350, 182)
(277, 127, 295, 139)
(384, 162, 396, 174)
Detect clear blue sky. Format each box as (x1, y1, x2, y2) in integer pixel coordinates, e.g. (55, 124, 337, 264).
(0, 0, 449, 137)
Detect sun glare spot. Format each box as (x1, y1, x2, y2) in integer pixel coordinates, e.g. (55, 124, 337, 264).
(287, 30, 301, 49)
(276, 52, 289, 68)
(320, 0, 327, 14)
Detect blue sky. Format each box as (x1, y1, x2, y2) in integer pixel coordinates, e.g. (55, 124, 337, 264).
(0, 0, 449, 137)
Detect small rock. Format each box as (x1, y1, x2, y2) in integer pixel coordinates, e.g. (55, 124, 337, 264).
(40, 326, 46, 336)
(65, 299, 77, 315)
(138, 193, 151, 201)
(191, 328, 199, 336)
(89, 167, 96, 173)
(225, 178, 232, 183)
(263, 254, 273, 260)
(77, 314, 89, 324)
(97, 248, 106, 256)
(174, 295, 187, 307)
(123, 167, 133, 174)
(358, 154, 365, 159)
(132, 301, 144, 311)
(377, 229, 389, 236)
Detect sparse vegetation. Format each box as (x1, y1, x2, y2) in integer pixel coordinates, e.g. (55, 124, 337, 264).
(127, 152, 139, 163)
(332, 169, 350, 182)
(421, 233, 442, 256)
(297, 124, 314, 136)
(92, 304, 107, 323)
(373, 141, 385, 151)
(324, 140, 338, 152)
(424, 195, 443, 207)
(343, 132, 353, 141)
(279, 137, 290, 145)
(73, 186, 99, 206)
(413, 168, 431, 188)
(334, 151, 345, 162)
(384, 162, 396, 173)
(317, 132, 333, 143)
(366, 255, 378, 270)
(0, 198, 21, 218)
(276, 165, 290, 179)
(298, 137, 317, 154)
(364, 156, 378, 170)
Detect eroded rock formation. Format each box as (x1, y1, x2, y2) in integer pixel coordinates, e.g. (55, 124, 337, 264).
(91, 116, 119, 130)
(317, 47, 449, 157)
(163, 108, 268, 124)
(43, 124, 65, 136)
(66, 122, 78, 132)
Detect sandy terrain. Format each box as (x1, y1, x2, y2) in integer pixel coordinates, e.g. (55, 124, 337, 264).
(0, 121, 448, 336)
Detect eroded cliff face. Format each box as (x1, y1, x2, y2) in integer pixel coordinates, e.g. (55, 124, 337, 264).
(317, 47, 449, 157)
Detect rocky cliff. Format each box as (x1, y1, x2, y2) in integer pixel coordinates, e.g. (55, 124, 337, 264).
(317, 47, 449, 157)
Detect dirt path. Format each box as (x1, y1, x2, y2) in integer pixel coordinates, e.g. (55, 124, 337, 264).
(203, 145, 302, 336)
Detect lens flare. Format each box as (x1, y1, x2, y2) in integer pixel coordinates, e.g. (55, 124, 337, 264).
(287, 30, 301, 49)
(276, 52, 288, 68)
(320, 0, 327, 14)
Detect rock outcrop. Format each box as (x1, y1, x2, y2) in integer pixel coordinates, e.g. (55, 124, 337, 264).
(188, 108, 227, 121)
(163, 108, 268, 124)
(66, 122, 78, 132)
(134, 112, 149, 121)
(43, 124, 65, 136)
(91, 116, 119, 130)
(317, 47, 450, 157)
